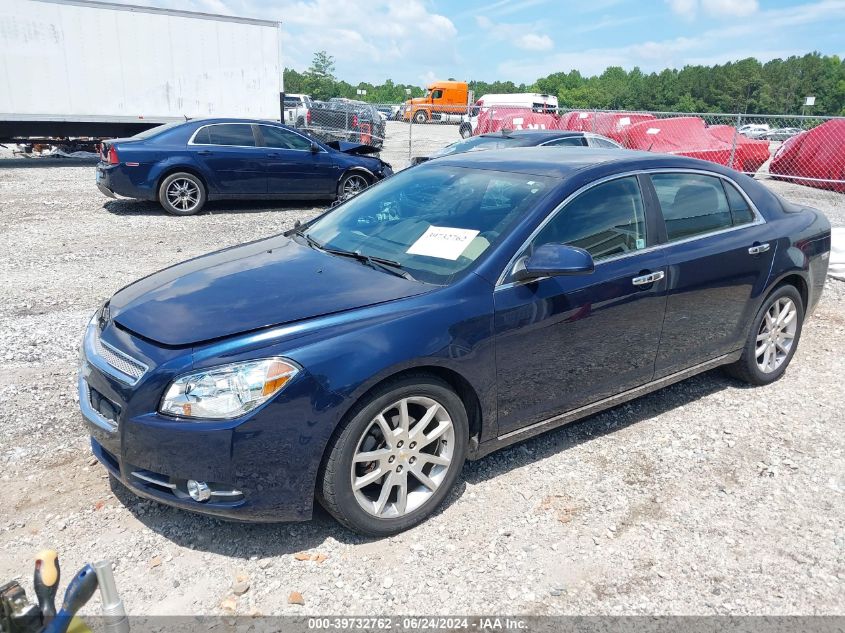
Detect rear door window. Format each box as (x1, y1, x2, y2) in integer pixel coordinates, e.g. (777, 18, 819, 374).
(197, 124, 256, 147)
(650, 173, 733, 242)
(589, 137, 621, 149)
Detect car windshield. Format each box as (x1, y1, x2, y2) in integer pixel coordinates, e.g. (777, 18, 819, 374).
(131, 121, 186, 140)
(303, 165, 555, 285)
(431, 135, 522, 158)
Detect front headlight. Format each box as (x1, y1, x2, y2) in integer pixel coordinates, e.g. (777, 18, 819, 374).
(159, 358, 299, 420)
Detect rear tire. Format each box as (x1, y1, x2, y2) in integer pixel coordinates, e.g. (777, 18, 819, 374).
(317, 375, 468, 536)
(724, 284, 804, 385)
(158, 172, 206, 216)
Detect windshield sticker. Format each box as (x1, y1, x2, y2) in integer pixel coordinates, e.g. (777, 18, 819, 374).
(407, 226, 481, 260)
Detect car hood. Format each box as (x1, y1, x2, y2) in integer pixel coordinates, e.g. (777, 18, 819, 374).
(108, 236, 429, 347)
(325, 140, 381, 155)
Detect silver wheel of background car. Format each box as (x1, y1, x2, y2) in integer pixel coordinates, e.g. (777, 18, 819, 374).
(351, 396, 455, 518)
(165, 178, 201, 213)
(756, 296, 798, 373)
(340, 174, 369, 200)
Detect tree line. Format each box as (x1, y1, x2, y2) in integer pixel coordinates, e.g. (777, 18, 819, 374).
(285, 51, 845, 116)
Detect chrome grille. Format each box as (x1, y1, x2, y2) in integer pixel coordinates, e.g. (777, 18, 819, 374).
(92, 332, 147, 383)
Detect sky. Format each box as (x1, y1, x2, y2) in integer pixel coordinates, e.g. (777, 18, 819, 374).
(114, 0, 845, 86)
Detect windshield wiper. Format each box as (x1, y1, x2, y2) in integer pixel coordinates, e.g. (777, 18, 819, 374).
(291, 226, 323, 251)
(324, 247, 416, 281)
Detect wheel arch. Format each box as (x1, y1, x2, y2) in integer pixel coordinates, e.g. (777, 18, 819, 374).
(766, 270, 809, 312)
(336, 167, 376, 196)
(155, 165, 210, 201)
(317, 364, 484, 477)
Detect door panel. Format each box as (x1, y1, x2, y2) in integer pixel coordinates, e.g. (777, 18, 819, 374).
(494, 251, 668, 435)
(190, 124, 265, 194)
(258, 125, 339, 195)
(265, 150, 339, 195)
(647, 172, 776, 376)
(492, 175, 667, 437)
(655, 225, 776, 376)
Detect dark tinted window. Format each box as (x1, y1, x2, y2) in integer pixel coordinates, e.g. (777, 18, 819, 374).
(590, 137, 620, 148)
(260, 125, 312, 150)
(202, 124, 256, 147)
(651, 173, 732, 242)
(192, 127, 211, 144)
(722, 180, 755, 225)
(529, 176, 647, 262)
(543, 137, 586, 147)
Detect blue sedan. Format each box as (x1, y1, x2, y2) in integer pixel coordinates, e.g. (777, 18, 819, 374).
(80, 148, 831, 535)
(95, 118, 393, 215)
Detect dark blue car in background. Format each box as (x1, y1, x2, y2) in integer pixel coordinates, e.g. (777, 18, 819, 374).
(80, 148, 830, 536)
(96, 118, 393, 215)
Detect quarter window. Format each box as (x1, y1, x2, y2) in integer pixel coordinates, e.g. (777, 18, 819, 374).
(590, 137, 620, 149)
(651, 173, 732, 242)
(722, 180, 755, 225)
(260, 125, 313, 150)
(528, 176, 647, 262)
(195, 124, 256, 147)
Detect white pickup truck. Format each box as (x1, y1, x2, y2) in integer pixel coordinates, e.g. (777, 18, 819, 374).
(284, 94, 313, 127)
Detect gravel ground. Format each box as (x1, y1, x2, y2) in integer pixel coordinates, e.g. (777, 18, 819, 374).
(0, 136, 843, 617)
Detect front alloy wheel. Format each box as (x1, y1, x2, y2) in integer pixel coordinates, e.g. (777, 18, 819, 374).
(352, 396, 455, 518)
(338, 173, 370, 201)
(318, 375, 468, 536)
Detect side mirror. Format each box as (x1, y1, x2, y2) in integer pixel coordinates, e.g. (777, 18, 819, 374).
(310, 142, 320, 154)
(512, 244, 594, 282)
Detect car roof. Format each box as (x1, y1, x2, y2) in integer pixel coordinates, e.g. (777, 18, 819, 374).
(478, 129, 587, 142)
(432, 146, 733, 179)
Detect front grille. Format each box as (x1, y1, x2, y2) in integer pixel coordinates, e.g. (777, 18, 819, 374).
(91, 332, 147, 384)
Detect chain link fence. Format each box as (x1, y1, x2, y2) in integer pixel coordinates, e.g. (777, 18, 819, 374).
(288, 100, 845, 213)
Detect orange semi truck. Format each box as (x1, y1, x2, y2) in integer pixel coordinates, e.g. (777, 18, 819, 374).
(402, 80, 469, 124)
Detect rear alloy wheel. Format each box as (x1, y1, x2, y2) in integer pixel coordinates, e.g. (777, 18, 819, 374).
(318, 375, 468, 536)
(338, 172, 371, 201)
(725, 284, 804, 385)
(159, 172, 206, 216)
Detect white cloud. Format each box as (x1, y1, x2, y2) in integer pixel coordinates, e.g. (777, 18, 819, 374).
(515, 33, 553, 51)
(475, 15, 554, 53)
(666, 0, 759, 19)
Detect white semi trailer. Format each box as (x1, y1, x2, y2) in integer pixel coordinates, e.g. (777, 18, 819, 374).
(0, 0, 283, 144)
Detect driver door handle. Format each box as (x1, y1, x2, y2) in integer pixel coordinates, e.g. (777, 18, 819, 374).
(632, 271, 665, 286)
(748, 243, 770, 255)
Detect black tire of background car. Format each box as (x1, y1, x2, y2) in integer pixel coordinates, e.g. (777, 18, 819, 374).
(157, 172, 207, 216)
(316, 374, 469, 536)
(724, 284, 804, 386)
(459, 124, 472, 139)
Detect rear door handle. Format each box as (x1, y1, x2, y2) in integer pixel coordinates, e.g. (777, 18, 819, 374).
(632, 271, 665, 286)
(197, 150, 213, 156)
(748, 243, 770, 255)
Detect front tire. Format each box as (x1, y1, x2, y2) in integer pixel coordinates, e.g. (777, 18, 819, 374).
(337, 171, 371, 201)
(725, 284, 804, 385)
(158, 172, 206, 216)
(413, 110, 429, 124)
(317, 375, 468, 536)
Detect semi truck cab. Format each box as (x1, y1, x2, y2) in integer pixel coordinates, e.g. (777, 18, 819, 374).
(403, 81, 468, 124)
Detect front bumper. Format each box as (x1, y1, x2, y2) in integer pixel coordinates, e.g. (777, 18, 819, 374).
(79, 323, 329, 522)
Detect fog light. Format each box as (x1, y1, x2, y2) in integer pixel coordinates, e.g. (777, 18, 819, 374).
(187, 479, 211, 502)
